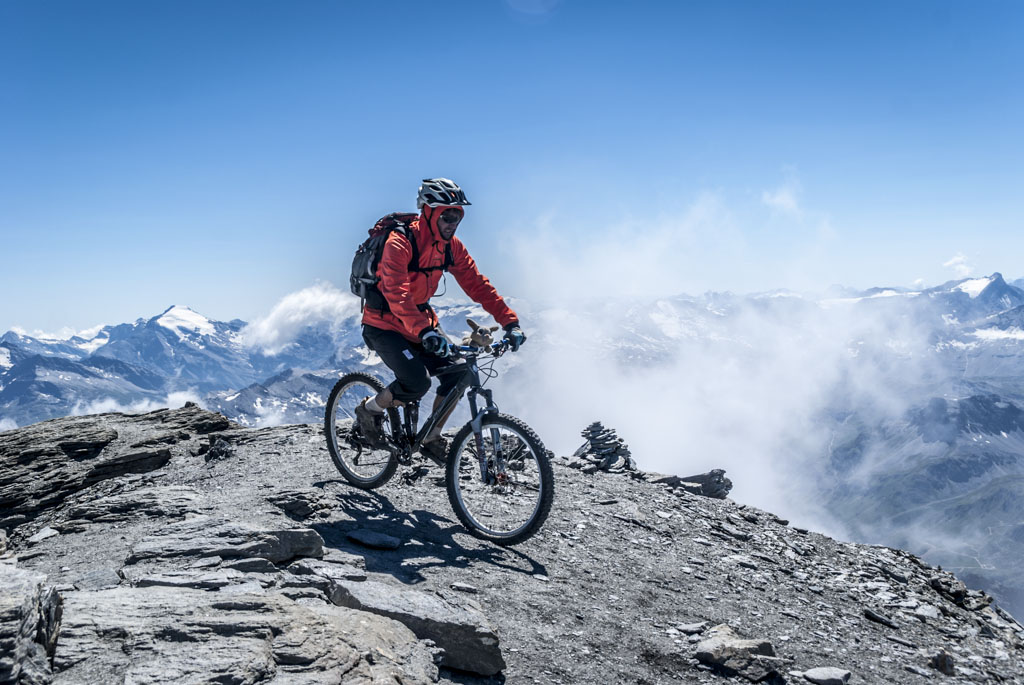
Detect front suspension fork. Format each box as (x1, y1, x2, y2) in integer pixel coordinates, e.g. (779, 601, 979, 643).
(467, 388, 504, 484)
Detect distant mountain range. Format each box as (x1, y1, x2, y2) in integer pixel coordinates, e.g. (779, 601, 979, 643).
(3, 273, 1024, 618)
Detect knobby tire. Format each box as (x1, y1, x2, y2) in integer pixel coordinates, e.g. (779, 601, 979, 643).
(324, 372, 398, 489)
(445, 413, 554, 546)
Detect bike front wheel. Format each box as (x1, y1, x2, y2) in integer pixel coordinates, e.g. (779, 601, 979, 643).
(445, 413, 554, 546)
(324, 372, 398, 489)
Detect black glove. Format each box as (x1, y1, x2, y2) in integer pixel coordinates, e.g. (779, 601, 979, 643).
(503, 323, 527, 352)
(420, 329, 451, 358)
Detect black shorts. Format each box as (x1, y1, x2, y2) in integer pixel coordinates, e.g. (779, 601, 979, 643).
(361, 325, 463, 403)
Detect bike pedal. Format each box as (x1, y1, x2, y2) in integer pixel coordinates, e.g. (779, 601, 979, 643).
(401, 465, 429, 484)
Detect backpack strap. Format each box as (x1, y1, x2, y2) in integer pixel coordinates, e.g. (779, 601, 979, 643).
(365, 220, 453, 314)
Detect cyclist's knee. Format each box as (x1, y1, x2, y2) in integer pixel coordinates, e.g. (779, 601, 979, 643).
(390, 373, 431, 403)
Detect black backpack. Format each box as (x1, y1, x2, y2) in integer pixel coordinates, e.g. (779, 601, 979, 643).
(350, 212, 454, 312)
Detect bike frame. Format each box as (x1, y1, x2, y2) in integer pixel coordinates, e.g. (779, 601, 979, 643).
(390, 344, 504, 479)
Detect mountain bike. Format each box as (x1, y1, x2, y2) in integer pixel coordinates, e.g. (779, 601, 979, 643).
(324, 339, 554, 546)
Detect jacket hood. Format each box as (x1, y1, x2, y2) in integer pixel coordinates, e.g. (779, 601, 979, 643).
(420, 205, 464, 242)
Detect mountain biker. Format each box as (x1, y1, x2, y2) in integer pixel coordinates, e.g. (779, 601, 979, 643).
(355, 178, 527, 464)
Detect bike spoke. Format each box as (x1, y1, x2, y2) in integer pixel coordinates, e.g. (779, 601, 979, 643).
(450, 421, 546, 539)
(325, 376, 396, 485)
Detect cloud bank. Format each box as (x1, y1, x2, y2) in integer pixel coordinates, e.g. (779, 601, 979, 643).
(242, 282, 361, 355)
(70, 390, 204, 417)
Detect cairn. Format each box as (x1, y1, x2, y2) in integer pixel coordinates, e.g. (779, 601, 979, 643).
(570, 421, 636, 473)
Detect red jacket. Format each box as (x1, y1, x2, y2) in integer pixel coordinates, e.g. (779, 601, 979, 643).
(361, 208, 518, 342)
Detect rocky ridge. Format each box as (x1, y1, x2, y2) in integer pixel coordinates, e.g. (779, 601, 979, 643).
(1, 405, 1022, 683)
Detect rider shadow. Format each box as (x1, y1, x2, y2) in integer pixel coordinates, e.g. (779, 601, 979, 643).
(311, 481, 548, 586)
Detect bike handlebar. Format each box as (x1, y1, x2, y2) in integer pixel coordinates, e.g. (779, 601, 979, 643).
(448, 340, 509, 357)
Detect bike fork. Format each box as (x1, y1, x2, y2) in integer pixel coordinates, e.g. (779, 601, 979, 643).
(467, 388, 502, 484)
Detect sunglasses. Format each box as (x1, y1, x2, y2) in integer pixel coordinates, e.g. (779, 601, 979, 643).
(439, 209, 463, 225)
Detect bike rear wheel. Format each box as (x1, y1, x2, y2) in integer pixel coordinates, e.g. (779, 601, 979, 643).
(324, 372, 398, 489)
(445, 413, 554, 546)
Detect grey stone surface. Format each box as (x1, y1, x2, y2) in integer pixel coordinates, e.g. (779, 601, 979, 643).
(53, 586, 437, 683)
(67, 485, 201, 522)
(288, 557, 368, 583)
(126, 516, 323, 565)
(266, 487, 330, 520)
(0, 565, 62, 684)
(72, 568, 121, 591)
(330, 579, 505, 676)
(127, 568, 248, 590)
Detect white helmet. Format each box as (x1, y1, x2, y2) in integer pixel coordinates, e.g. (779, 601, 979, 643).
(417, 178, 471, 209)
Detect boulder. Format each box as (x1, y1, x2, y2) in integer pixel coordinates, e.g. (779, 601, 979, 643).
(655, 469, 733, 498)
(929, 650, 955, 675)
(348, 528, 403, 550)
(330, 579, 505, 676)
(695, 624, 781, 682)
(803, 666, 852, 684)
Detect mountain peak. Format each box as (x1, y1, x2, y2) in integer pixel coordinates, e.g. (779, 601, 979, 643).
(154, 305, 215, 339)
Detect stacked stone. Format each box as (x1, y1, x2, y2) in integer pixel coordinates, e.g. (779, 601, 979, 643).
(571, 422, 636, 472)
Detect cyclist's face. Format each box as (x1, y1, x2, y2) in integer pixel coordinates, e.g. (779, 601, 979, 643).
(437, 207, 463, 240)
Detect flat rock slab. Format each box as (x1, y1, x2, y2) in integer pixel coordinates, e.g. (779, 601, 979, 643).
(123, 568, 249, 590)
(126, 515, 323, 565)
(68, 485, 203, 522)
(348, 528, 403, 550)
(54, 586, 437, 684)
(331, 579, 506, 676)
(27, 526, 60, 544)
(72, 568, 122, 591)
(804, 666, 853, 684)
(288, 557, 368, 582)
(0, 565, 62, 684)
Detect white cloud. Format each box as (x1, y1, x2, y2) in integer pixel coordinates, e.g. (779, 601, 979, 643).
(488, 186, 940, 534)
(70, 390, 204, 417)
(0, 417, 16, 432)
(10, 325, 78, 340)
(242, 281, 361, 355)
(943, 254, 972, 279)
(507, 191, 746, 303)
(761, 173, 803, 216)
(761, 186, 801, 215)
(490, 293, 934, 534)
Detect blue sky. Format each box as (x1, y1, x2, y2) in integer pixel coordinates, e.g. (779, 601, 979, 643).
(2, 0, 1023, 334)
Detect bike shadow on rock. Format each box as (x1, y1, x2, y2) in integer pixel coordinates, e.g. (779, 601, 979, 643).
(311, 480, 548, 585)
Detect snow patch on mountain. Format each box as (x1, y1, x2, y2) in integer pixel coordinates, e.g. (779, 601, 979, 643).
(156, 305, 216, 339)
(972, 327, 1024, 342)
(956, 276, 994, 298)
(74, 331, 110, 354)
(0, 346, 11, 370)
